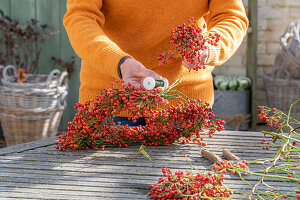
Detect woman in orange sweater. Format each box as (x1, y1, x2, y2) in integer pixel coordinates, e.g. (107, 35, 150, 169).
(64, 0, 248, 126)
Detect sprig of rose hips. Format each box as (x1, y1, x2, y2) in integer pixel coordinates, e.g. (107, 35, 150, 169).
(211, 160, 248, 175)
(56, 79, 224, 151)
(158, 17, 220, 71)
(149, 168, 232, 200)
(210, 99, 300, 200)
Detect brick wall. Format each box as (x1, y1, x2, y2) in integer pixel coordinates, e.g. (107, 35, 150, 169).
(213, 0, 300, 107)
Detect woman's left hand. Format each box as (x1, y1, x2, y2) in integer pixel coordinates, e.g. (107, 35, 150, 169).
(182, 48, 209, 69)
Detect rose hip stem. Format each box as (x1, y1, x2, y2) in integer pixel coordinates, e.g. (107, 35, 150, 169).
(201, 148, 222, 163)
(143, 77, 169, 90)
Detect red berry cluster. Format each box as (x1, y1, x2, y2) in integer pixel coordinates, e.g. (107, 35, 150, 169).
(261, 138, 271, 150)
(57, 81, 224, 151)
(149, 168, 232, 199)
(257, 106, 282, 130)
(211, 160, 248, 174)
(257, 105, 299, 149)
(158, 17, 220, 71)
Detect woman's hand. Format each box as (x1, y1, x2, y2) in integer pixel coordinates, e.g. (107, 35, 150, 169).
(120, 58, 168, 104)
(182, 48, 209, 69)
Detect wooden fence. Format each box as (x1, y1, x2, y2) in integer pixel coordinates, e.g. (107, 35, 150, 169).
(0, 0, 80, 131)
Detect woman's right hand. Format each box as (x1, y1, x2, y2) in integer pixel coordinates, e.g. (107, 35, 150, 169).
(120, 58, 168, 104)
(120, 58, 161, 90)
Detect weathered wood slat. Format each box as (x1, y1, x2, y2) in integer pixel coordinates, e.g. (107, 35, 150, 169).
(23, 142, 276, 153)
(0, 130, 269, 154)
(0, 175, 293, 190)
(0, 163, 293, 184)
(18, 145, 278, 159)
(0, 190, 147, 199)
(0, 153, 278, 165)
(0, 157, 289, 176)
(0, 164, 293, 183)
(0, 181, 292, 200)
(0, 182, 148, 194)
(0, 156, 272, 169)
(0, 136, 57, 156)
(0, 170, 160, 182)
(0, 192, 248, 200)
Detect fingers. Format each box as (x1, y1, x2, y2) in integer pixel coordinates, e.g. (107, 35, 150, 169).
(144, 68, 162, 80)
(158, 99, 169, 105)
(155, 87, 164, 93)
(122, 79, 142, 88)
(182, 48, 209, 69)
(182, 60, 194, 69)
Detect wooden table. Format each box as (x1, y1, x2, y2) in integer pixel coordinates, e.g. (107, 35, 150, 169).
(0, 131, 292, 199)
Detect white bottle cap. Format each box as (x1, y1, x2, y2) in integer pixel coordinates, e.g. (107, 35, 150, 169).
(143, 77, 156, 90)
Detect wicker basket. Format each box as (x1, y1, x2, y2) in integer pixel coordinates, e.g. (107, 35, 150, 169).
(0, 106, 65, 146)
(263, 68, 300, 120)
(0, 65, 69, 146)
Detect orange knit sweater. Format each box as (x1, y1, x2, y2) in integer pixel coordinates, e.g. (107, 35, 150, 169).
(64, 0, 248, 116)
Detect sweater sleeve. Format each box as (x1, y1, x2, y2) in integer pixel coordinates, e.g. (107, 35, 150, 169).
(63, 0, 130, 79)
(204, 0, 249, 66)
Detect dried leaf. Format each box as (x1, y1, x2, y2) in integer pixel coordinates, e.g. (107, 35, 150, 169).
(16, 69, 28, 83)
(139, 144, 152, 160)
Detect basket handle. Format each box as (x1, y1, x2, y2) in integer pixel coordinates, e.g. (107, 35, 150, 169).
(3, 65, 17, 81)
(280, 22, 294, 49)
(57, 71, 69, 88)
(46, 69, 61, 88)
(294, 19, 300, 45)
(272, 66, 291, 80)
(59, 92, 68, 108)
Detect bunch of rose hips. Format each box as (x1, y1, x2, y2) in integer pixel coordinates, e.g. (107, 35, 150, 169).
(257, 105, 299, 149)
(257, 106, 283, 130)
(56, 81, 224, 151)
(158, 17, 220, 71)
(149, 168, 232, 199)
(211, 160, 248, 175)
